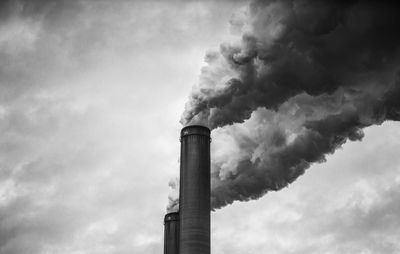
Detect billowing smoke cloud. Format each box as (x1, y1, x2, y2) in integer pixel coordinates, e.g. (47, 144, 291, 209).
(180, 0, 400, 209)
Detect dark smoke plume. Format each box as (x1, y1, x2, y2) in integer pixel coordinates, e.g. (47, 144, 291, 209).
(179, 0, 400, 210)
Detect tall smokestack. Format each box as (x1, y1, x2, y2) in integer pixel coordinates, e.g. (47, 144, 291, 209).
(164, 212, 179, 254)
(179, 125, 211, 254)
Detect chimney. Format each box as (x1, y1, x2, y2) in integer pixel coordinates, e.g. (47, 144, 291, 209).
(164, 212, 179, 254)
(179, 125, 211, 254)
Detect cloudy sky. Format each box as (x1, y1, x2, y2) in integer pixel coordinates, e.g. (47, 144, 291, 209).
(1, 1, 400, 254)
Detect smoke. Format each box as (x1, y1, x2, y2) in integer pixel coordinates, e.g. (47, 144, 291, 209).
(167, 177, 180, 213)
(180, 0, 400, 209)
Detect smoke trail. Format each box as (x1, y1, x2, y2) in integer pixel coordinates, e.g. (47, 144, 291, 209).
(180, 0, 400, 209)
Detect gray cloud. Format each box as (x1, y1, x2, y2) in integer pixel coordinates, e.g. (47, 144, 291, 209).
(182, 1, 400, 128)
(179, 0, 400, 209)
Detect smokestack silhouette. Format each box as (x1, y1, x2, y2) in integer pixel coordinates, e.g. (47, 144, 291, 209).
(163, 125, 211, 254)
(179, 0, 400, 210)
(164, 212, 179, 254)
(179, 125, 211, 254)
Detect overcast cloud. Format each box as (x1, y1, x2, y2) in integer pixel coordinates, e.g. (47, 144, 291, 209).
(0, 1, 399, 254)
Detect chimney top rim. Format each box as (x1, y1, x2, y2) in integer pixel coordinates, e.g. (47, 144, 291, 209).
(181, 125, 210, 132)
(164, 212, 179, 222)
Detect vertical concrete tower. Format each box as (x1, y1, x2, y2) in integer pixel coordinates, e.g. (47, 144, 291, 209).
(179, 125, 211, 254)
(164, 212, 179, 254)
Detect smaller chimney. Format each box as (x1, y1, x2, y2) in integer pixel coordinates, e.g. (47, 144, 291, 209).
(164, 212, 179, 254)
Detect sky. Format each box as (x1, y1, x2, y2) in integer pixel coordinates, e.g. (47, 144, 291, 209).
(0, 0, 400, 254)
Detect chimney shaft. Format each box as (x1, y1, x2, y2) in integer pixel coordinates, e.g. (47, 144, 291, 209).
(179, 125, 211, 254)
(164, 212, 179, 254)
